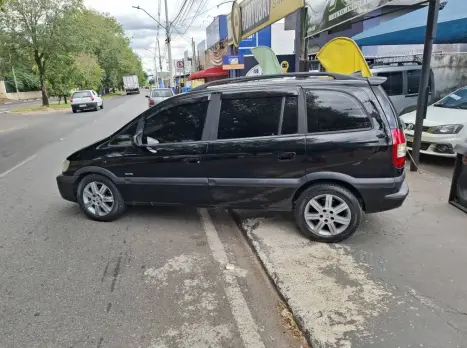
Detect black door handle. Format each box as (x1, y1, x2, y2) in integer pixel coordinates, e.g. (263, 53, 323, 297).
(185, 157, 201, 164)
(277, 152, 296, 161)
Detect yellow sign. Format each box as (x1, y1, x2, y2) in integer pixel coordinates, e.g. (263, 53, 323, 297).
(281, 60, 290, 73)
(270, 0, 304, 23)
(232, 1, 242, 47)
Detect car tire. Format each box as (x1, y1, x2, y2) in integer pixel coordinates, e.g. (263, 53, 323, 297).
(294, 184, 362, 243)
(77, 174, 126, 222)
(100, 102, 104, 109)
(72, 108, 77, 113)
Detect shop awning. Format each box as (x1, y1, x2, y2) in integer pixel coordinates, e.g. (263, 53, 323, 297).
(353, 0, 467, 46)
(188, 66, 228, 81)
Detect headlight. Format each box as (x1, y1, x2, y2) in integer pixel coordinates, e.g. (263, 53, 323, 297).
(427, 124, 464, 134)
(61, 160, 70, 173)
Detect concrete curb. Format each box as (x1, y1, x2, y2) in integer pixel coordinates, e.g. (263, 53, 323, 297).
(229, 210, 314, 348)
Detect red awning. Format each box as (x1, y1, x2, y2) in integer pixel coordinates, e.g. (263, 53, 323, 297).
(188, 66, 228, 81)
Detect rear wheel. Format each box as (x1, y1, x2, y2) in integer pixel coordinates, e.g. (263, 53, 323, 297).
(294, 184, 362, 243)
(77, 174, 125, 222)
(72, 108, 77, 114)
(100, 102, 104, 109)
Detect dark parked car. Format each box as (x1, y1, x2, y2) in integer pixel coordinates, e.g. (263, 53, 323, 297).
(57, 73, 408, 242)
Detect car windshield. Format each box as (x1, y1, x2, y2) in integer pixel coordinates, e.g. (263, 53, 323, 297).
(434, 87, 467, 109)
(73, 91, 92, 98)
(151, 89, 172, 98)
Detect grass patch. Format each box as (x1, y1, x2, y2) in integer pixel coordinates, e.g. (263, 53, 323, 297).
(10, 102, 72, 113)
(102, 91, 125, 99)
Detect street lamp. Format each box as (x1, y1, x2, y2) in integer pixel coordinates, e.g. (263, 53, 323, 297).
(133, 4, 174, 88)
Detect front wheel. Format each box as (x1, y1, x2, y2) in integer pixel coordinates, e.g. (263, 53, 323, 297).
(77, 174, 126, 222)
(294, 184, 362, 243)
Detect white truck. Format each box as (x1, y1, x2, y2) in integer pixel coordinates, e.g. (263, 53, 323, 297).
(123, 75, 140, 95)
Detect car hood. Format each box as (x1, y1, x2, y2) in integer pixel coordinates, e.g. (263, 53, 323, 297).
(67, 136, 111, 161)
(401, 105, 467, 126)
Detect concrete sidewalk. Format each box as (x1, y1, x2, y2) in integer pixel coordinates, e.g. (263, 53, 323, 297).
(235, 170, 467, 348)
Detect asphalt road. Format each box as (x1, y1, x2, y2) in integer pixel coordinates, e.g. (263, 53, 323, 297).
(0, 94, 306, 348)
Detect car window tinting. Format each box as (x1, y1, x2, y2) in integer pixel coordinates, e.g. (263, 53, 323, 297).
(143, 101, 208, 143)
(281, 96, 298, 135)
(218, 97, 282, 140)
(378, 72, 403, 96)
(72, 91, 92, 98)
(306, 90, 371, 133)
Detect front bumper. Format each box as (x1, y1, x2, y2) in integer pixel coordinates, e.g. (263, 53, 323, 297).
(56, 174, 78, 202)
(405, 131, 462, 158)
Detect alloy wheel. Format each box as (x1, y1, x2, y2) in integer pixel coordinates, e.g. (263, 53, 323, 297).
(82, 181, 114, 217)
(304, 194, 351, 236)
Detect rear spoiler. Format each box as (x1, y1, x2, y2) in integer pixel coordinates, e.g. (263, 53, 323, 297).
(350, 71, 387, 86)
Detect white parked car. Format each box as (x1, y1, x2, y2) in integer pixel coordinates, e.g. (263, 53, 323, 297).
(401, 86, 467, 158)
(71, 90, 103, 113)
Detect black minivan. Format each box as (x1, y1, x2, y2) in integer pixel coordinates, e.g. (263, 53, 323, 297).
(57, 73, 409, 242)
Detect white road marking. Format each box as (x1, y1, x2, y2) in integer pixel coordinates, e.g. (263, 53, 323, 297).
(0, 154, 37, 179)
(198, 208, 266, 348)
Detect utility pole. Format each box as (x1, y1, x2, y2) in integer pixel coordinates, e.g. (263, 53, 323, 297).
(9, 52, 19, 93)
(410, 0, 441, 171)
(164, 0, 174, 88)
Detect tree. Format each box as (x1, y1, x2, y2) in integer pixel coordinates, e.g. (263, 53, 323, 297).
(0, 0, 83, 106)
(74, 53, 104, 91)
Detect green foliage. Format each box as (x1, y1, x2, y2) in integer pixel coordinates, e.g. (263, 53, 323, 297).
(0, 0, 145, 105)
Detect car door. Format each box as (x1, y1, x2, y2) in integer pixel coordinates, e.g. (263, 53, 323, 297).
(110, 94, 213, 205)
(204, 89, 307, 210)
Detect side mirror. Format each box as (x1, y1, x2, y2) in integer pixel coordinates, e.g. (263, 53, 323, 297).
(145, 95, 149, 98)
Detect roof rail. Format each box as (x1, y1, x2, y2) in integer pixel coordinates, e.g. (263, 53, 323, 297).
(191, 72, 360, 91)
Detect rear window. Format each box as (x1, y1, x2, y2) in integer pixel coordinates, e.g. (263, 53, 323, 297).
(72, 91, 92, 98)
(151, 89, 173, 98)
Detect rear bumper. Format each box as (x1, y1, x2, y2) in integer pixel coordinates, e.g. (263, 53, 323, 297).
(72, 103, 97, 111)
(355, 174, 409, 213)
(56, 175, 78, 202)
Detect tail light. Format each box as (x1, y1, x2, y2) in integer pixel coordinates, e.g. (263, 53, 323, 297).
(149, 100, 155, 105)
(70, 98, 73, 102)
(90, 97, 94, 101)
(392, 129, 407, 169)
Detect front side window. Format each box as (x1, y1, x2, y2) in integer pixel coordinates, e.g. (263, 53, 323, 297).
(218, 97, 282, 140)
(143, 101, 208, 144)
(378, 72, 403, 96)
(306, 90, 371, 133)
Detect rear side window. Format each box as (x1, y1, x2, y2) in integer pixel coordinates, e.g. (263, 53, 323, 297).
(378, 72, 403, 96)
(143, 101, 208, 143)
(305, 90, 371, 133)
(407, 69, 432, 94)
(218, 97, 282, 140)
(72, 91, 92, 98)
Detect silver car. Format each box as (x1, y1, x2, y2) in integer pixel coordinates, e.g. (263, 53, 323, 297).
(146, 88, 174, 108)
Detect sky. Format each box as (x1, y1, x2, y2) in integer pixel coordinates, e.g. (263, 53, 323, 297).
(83, 0, 234, 75)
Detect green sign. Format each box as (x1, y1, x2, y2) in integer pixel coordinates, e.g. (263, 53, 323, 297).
(306, 0, 395, 37)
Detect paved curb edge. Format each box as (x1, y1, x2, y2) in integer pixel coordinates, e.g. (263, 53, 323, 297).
(229, 209, 317, 348)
